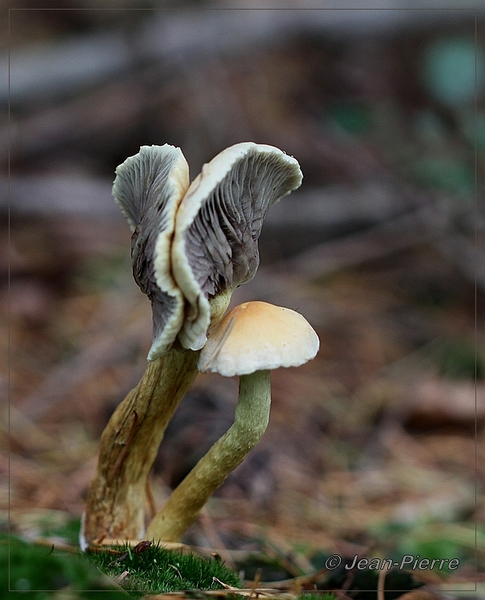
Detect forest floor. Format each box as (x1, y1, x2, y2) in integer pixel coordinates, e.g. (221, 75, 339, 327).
(2, 5, 484, 598)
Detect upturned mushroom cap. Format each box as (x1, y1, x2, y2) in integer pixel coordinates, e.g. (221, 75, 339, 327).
(112, 144, 190, 360)
(198, 301, 319, 377)
(113, 142, 302, 360)
(172, 143, 303, 351)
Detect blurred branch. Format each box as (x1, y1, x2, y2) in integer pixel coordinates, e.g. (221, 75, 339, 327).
(4, 8, 476, 107)
(277, 203, 433, 277)
(5, 176, 117, 218)
(6, 172, 481, 295)
(5, 175, 408, 232)
(278, 200, 483, 290)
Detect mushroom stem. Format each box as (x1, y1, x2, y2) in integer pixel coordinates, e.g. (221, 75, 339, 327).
(81, 347, 199, 548)
(146, 370, 271, 542)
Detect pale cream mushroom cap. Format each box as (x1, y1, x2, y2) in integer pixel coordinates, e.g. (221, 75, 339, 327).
(198, 301, 319, 377)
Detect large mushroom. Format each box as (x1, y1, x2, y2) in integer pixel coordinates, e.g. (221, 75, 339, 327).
(82, 144, 302, 547)
(146, 301, 319, 542)
(171, 143, 302, 351)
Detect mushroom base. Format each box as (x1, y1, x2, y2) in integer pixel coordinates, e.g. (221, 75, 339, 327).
(81, 347, 199, 549)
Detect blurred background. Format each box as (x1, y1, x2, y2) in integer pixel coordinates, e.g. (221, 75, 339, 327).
(2, 1, 484, 592)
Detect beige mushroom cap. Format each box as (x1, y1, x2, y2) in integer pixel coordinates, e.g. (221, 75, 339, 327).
(199, 301, 319, 377)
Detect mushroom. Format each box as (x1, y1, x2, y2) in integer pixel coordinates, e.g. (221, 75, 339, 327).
(112, 144, 189, 360)
(82, 145, 302, 548)
(172, 142, 303, 350)
(82, 144, 194, 547)
(146, 301, 319, 542)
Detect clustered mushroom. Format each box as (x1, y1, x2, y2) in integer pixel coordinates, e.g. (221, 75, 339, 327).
(81, 142, 319, 549)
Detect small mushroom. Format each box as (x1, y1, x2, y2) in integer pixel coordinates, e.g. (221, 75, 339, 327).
(146, 301, 319, 542)
(82, 144, 302, 548)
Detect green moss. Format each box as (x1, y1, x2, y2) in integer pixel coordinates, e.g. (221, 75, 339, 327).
(1, 534, 241, 598)
(87, 542, 242, 596)
(0, 535, 126, 599)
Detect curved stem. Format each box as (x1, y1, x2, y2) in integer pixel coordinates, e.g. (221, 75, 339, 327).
(81, 347, 199, 548)
(146, 370, 271, 542)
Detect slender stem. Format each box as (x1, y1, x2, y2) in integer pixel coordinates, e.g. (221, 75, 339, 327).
(146, 370, 271, 542)
(81, 347, 199, 548)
